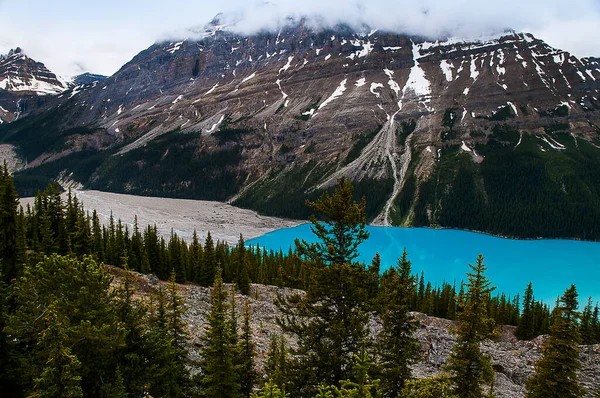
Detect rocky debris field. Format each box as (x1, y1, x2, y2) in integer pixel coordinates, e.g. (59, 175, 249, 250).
(111, 268, 600, 397)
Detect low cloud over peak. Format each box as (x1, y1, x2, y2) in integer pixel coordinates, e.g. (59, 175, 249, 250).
(0, 0, 598, 77)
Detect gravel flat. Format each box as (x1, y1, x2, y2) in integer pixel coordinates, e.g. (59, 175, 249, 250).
(21, 190, 303, 244)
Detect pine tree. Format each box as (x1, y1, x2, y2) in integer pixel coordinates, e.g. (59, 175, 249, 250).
(337, 344, 381, 397)
(296, 177, 369, 266)
(277, 177, 371, 396)
(235, 235, 252, 295)
(29, 304, 84, 398)
(199, 266, 242, 397)
(0, 162, 19, 282)
(239, 300, 257, 396)
(264, 334, 288, 390)
(516, 282, 535, 340)
(165, 271, 190, 393)
(525, 285, 586, 398)
(199, 232, 216, 286)
(377, 249, 420, 397)
(580, 297, 596, 344)
(7, 255, 124, 396)
(445, 254, 497, 398)
(402, 374, 458, 398)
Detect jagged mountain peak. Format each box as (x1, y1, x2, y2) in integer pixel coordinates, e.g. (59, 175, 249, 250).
(0, 47, 66, 95)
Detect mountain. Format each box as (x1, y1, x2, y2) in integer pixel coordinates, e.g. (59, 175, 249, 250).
(0, 47, 66, 95)
(0, 47, 67, 124)
(69, 72, 108, 87)
(2, 20, 600, 239)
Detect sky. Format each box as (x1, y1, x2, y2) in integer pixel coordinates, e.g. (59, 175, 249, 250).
(0, 0, 599, 78)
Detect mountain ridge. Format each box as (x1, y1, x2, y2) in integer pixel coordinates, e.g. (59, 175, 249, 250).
(2, 22, 600, 239)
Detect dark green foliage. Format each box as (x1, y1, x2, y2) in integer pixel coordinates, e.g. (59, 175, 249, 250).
(276, 178, 376, 397)
(300, 177, 369, 265)
(525, 285, 586, 398)
(240, 300, 257, 396)
(442, 108, 458, 129)
(0, 109, 100, 161)
(89, 130, 247, 201)
(414, 132, 600, 239)
(403, 374, 458, 398)
(6, 255, 125, 397)
(199, 266, 242, 397)
(234, 163, 334, 220)
(0, 163, 19, 281)
(264, 335, 288, 390)
(377, 249, 420, 396)
(516, 282, 536, 340)
(13, 150, 108, 197)
(445, 255, 497, 398)
(215, 128, 251, 145)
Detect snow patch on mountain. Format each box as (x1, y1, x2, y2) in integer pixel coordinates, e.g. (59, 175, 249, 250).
(318, 79, 347, 110)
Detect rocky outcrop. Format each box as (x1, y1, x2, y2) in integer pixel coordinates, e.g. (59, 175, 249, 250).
(110, 268, 600, 397)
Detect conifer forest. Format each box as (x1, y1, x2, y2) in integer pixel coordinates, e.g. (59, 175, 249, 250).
(0, 168, 598, 397)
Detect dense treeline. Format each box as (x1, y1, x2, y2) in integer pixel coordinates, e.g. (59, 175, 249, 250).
(412, 133, 600, 240)
(1, 168, 599, 397)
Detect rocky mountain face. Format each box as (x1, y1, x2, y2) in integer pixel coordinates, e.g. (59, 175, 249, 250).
(2, 21, 600, 238)
(69, 72, 107, 87)
(0, 47, 67, 124)
(109, 267, 600, 398)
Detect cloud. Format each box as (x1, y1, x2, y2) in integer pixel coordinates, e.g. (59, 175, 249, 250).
(0, 0, 599, 77)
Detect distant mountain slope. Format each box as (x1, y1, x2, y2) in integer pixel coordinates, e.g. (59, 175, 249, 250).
(69, 72, 108, 87)
(2, 20, 600, 239)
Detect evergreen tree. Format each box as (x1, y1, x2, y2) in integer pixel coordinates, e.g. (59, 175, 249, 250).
(445, 254, 497, 398)
(239, 299, 257, 396)
(516, 282, 535, 340)
(200, 232, 216, 286)
(251, 381, 289, 398)
(29, 304, 84, 398)
(199, 266, 242, 397)
(237, 235, 252, 295)
(277, 178, 371, 396)
(264, 334, 288, 390)
(7, 255, 124, 397)
(525, 285, 586, 398)
(337, 344, 381, 397)
(0, 162, 19, 282)
(580, 297, 596, 344)
(147, 284, 186, 398)
(377, 249, 420, 396)
(296, 177, 369, 266)
(402, 374, 458, 398)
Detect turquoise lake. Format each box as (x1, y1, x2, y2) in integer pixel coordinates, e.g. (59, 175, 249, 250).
(248, 224, 600, 306)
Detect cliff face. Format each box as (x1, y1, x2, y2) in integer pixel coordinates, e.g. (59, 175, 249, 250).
(2, 21, 600, 237)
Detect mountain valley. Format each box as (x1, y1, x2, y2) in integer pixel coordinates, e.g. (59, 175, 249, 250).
(1, 19, 600, 239)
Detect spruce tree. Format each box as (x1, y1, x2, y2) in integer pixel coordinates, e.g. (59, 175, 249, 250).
(239, 299, 257, 397)
(516, 282, 535, 340)
(264, 334, 288, 390)
(377, 249, 420, 397)
(0, 162, 19, 282)
(525, 285, 586, 398)
(445, 254, 496, 398)
(199, 266, 242, 397)
(277, 177, 371, 396)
